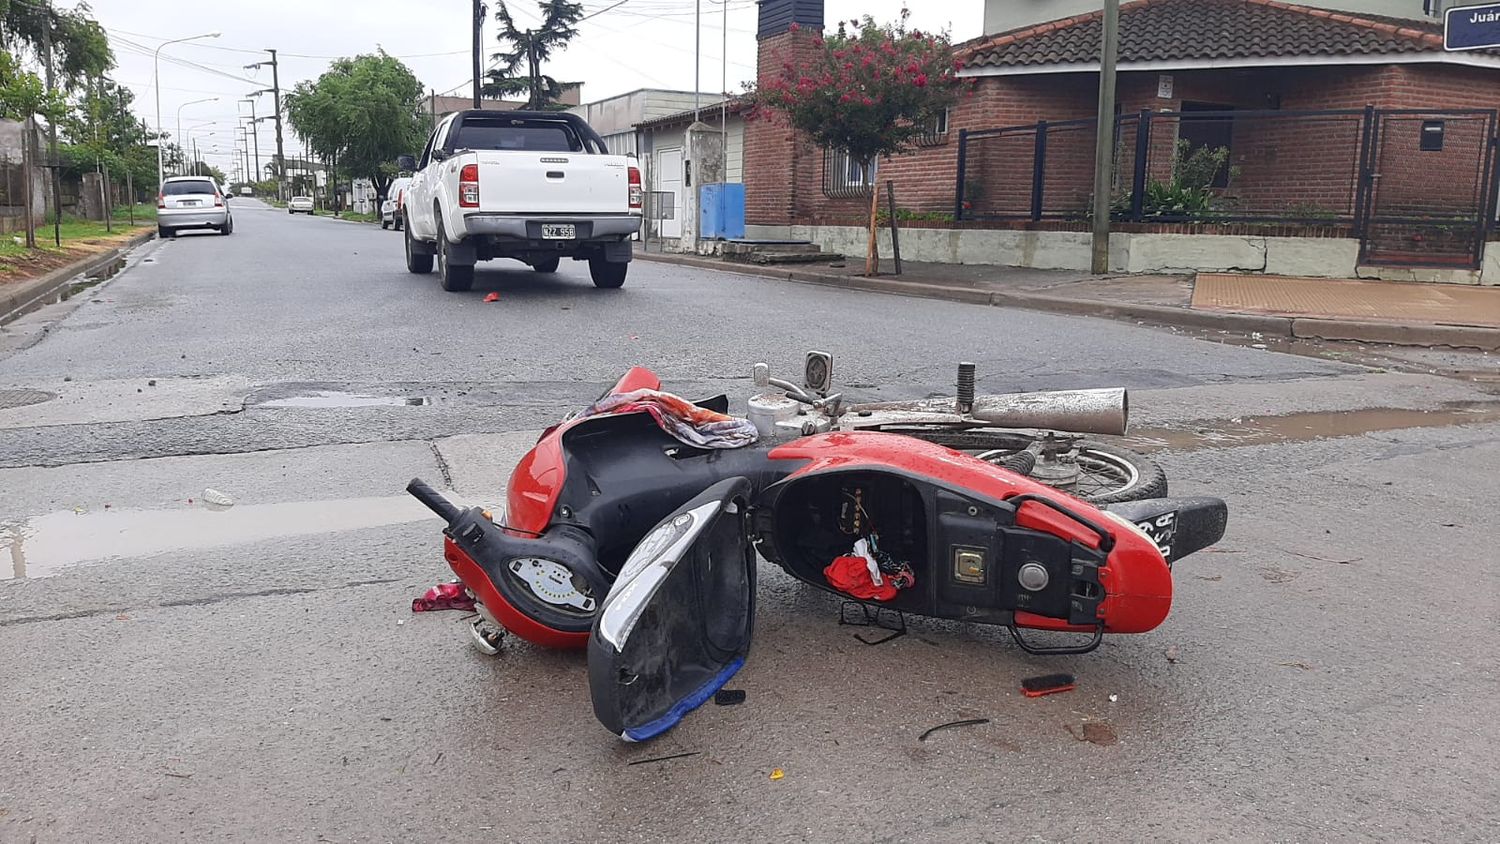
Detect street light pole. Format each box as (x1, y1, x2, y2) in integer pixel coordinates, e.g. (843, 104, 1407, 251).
(175, 97, 217, 176)
(1089, 0, 1121, 274)
(154, 32, 220, 190)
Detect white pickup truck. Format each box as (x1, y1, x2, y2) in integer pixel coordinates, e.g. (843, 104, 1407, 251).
(398, 110, 642, 291)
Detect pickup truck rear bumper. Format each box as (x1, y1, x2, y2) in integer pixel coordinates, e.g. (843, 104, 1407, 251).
(461, 214, 640, 240)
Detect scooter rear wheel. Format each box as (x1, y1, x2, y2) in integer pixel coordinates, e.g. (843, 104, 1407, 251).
(887, 429, 1167, 505)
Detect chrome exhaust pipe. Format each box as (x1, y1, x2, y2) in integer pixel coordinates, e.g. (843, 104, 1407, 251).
(851, 387, 1130, 436)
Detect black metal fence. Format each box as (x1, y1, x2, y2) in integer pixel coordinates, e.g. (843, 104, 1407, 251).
(955, 106, 1500, 267)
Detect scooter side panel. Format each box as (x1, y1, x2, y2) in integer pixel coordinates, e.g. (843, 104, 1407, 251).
(766, 432, 1174, 635)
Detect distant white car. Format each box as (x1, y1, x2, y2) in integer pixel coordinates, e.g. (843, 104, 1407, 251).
(381, 177, 412, 231)
(288, 195, 315, 214)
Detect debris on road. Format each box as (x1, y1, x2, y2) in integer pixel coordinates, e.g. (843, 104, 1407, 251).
(1066, 722, 1118, 746)
(412, 581, 477, 613)
(627, 752, 700, 767)
(1165, 645, 1181, 663)
(484, 292, 500, 303)
(769, 768, 785, 780)
(1279, 661, 1315, 671)
(1260, 567, 1298, 583)
(1021, 673, 1076, 698)
(202, 488, 235, 507)
(1108, 694, 1119, 703)
(713, 689, 747, 706)
(918, 718, 991, 742)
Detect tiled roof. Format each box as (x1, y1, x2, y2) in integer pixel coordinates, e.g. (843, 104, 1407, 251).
(960, 0, 1453, 69)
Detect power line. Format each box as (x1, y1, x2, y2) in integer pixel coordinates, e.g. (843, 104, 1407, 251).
(104, 25, 469, 61)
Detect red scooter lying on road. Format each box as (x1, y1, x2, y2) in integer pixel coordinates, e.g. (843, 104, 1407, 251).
(407, 357, 1227, 741)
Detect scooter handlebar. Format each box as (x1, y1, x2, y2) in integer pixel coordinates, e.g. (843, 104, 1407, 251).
(406, 477, 463, 525)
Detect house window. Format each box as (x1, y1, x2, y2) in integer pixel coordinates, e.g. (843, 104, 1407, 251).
(918, 108, 951, 147)
(824, 148, 876, 198)
(1421, 120, 1445, 152)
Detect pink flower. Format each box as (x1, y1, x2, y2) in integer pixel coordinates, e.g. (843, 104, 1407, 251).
(914, 73, 928, 87)
(789, 22, 800, 32)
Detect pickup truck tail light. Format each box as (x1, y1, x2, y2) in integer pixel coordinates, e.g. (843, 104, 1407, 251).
(628, 166, 642, 211)
(459, 164, 480, 208)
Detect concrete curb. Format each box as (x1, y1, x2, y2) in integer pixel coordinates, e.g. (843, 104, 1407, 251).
(0, 229, 154, 326)
(634, 251, 1500, 350)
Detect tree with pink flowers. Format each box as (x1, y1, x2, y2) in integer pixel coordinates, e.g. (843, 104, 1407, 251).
(752, 11, 966, 273)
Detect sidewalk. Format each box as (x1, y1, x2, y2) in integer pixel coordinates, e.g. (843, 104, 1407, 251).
(634, 250, 1500, 350)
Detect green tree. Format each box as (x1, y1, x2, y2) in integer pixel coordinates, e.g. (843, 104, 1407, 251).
(750, 12, 965, 274)
(284, 52, 426, 203)
(0, 1, 113, 90)
(483, 1, 581, 109)
(0, 49, 67, 247)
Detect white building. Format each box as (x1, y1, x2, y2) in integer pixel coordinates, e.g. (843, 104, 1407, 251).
(633, 101, 745, 241)
(568, 88, 707, 158)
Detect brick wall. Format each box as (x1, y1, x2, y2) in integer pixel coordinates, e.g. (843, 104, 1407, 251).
(744, 31, 1500, 229)
(744, 29, 823, 227)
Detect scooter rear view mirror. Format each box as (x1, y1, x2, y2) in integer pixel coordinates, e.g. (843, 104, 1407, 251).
(804, 351, 834, 396)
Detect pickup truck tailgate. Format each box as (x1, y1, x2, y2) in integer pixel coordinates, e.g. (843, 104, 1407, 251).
(471, 151, 630, 215)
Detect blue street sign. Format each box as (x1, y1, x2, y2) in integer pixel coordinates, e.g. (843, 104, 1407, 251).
(1446, 2, 1500, 51)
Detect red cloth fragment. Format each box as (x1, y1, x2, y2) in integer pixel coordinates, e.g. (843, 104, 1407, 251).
(484, 292, 501, 303)
(412, 582, 477, 613)
(824, 555, 898, 602)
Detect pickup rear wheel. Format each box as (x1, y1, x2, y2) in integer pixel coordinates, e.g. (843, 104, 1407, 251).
(437, 218, 474, 292)
(532, 256, 560, 274)
(404, 213, 433, 274)
(589, 257, 627, 289)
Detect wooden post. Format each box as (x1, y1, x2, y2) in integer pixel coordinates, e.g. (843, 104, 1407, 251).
(886, 180, 902, 276)
(865, 178, 880, 276)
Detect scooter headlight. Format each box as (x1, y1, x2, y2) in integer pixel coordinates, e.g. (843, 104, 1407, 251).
(599, 500, 720, 648)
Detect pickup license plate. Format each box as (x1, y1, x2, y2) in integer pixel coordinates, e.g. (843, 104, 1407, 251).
(541, 224, 576, 240)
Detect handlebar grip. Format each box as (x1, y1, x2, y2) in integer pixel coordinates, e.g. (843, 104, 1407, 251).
(406, 477, 463, 525)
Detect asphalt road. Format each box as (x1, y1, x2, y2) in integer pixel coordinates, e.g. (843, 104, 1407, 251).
(1, 199, 1497, 841)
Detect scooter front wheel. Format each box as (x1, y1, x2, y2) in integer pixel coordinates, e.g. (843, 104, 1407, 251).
(884, 429, 1167, 505)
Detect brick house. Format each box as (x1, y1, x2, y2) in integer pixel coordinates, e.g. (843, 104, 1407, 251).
(744, 0, 1500, 280)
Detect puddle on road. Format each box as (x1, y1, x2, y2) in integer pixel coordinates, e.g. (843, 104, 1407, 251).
(258, 391, 431, 409)
(1128, 402, 1500, 451)
(0, 495, 440, 580)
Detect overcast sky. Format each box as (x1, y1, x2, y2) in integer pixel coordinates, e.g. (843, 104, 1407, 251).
(67, 0, 983, 176)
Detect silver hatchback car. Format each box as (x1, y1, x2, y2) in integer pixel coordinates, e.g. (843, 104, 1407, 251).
(158, 176, 232, 238)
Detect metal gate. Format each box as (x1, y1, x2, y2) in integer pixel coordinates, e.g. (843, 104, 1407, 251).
(1357, 109, 1498, 269)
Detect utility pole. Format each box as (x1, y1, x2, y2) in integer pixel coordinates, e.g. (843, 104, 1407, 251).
(1089, 0, 1121, 274)
(527, 32, 540, 109)
(472, 0, 484, 108)
(251, 50, 289, 201)
(241, 98, 261, 176)
(115, 86, 135, 223)
(430, 87, 438, 131)
(694, 0, 701, 121)
(721, 0, 727, 158)
(41, 7, 60, 246)
(94, 76, 111, 232)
